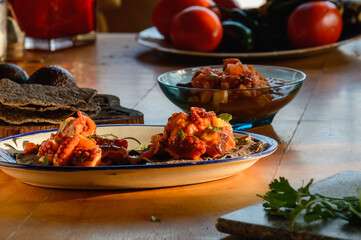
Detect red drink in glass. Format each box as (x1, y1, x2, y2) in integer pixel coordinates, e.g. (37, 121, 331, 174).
(10, 0, 96, 51)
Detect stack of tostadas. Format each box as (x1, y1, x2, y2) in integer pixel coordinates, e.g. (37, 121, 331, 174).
(0, 64, 100, 138)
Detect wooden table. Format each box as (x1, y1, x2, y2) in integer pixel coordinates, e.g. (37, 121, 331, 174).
(1, 33, 361, 239)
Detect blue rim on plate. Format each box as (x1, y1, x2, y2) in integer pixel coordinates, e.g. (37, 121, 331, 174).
(0, 124, 277, 171)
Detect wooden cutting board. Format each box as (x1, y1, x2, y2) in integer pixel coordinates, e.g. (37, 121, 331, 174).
(0, 94, 144, 138)
(216, 170, 361, 240)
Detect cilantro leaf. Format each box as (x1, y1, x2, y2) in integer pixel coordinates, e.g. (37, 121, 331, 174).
(177, 129, 185, 140)
(206, 126, 222, 133)
(43, 156, 49, 166)
(151, 215, 161, 222)
(258, 177, 361, 229)
(217, 113, 232, 122)
(213, 127, 223, 133)
(259, 177, 299, 209)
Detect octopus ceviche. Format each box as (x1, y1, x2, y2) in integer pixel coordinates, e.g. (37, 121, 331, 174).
(17, 108, 265, 166)
(170, 58, 303, 126)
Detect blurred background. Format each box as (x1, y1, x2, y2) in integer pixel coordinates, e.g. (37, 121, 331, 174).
(98, 0, 266, 32)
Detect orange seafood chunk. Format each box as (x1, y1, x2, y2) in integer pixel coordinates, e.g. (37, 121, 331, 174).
(141, 107, 236, 160)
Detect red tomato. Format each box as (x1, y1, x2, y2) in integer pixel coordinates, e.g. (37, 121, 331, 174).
(170, 6, 223, 52)
(152, 0, 216, 39)
(287, 1, 343, 48)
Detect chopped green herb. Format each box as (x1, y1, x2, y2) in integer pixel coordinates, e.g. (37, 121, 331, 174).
(88, 134, 98, 139)
(213, 127, 223, 133)
(89, 133, 120, 140)
(257, 177, 361, 229)
(177, 129, 186, 140)
(140, 144, 147, 151)
(234, 138, 239, 144)
(206, 126, 222, 133)
(239, 139, 249, 145)
(58, 120, 69, 134)
(70, 125, 75, 137)
(151, 215, 161, 222)
(43, 156, 49, 166)
(217, 113, 232, 122)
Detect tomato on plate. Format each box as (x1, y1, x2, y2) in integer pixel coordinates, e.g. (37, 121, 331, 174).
(152, 0, 216, 39)
(287, 1, 343, 48)
(170, 6, 223, 52)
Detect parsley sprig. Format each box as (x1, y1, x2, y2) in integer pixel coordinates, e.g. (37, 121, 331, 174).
(257, 177, 361, 229)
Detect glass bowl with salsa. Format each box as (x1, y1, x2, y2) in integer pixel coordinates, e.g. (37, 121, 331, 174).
(158, 59, 306, 130)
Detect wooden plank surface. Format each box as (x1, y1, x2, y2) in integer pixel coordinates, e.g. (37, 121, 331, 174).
(0, 33, 361, 239)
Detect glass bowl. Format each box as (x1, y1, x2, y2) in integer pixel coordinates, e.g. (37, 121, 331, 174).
(158, 65, 306, 130)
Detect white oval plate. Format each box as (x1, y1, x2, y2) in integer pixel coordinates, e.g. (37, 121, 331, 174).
(136, 27, 361, 59)
(0, 125, 277, 189)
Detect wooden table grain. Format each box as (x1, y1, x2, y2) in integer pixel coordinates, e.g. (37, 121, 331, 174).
(1, 33, 361, 239)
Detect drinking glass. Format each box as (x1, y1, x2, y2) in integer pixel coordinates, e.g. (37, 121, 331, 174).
(10, 0, 96, 51)
(0, 0, 6, 61)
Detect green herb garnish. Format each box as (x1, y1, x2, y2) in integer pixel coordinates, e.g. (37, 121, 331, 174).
(238, 138, 249, 145)
(43, 156, 49, 166)
(206, 126, 222, 133)
(89, 133, 120, 140)
(151, 215, 161, 222)
(217, 113, 232, 122)
(213, 127, 222, 133)
(257, 177, 361, 229)
(177, 129, 186, 140)
(70, 125, 75, 137)
(57, 120, 69, 134)
(88, 134, 98, 139)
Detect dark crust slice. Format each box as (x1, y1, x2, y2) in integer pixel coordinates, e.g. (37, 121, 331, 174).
(0, 104, 101, 125)
(11, 99, 101, 113)
(0, 105, 75, 124)
(0, 78, 97, 107)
